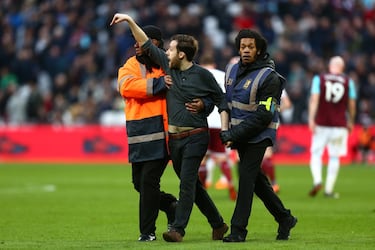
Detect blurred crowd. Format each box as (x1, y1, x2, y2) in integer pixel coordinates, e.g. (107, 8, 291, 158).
(0, 0, 374, 126)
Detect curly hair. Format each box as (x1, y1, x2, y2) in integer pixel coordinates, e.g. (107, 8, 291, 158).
(235, 29, 268, 58)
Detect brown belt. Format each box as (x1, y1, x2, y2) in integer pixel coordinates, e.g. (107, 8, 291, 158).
(169, 127, 208, 140)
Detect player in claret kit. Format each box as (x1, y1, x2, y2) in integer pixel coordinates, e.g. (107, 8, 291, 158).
(308, 56, 356, 198)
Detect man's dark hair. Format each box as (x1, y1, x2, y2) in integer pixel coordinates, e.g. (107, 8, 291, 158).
(235, 29, 268, 58)
(170, 34, 198, 61)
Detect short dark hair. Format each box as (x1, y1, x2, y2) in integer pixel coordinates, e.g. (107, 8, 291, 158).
(170, 34, 198, 61)
(235, 29, 268, 57)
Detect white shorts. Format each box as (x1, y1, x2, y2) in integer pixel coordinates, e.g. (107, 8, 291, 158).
(310, 126, 348, 157)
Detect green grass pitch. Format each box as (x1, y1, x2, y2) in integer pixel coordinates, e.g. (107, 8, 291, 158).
(0, 162, 374, 249)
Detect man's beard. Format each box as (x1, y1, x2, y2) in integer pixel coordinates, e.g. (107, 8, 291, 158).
(169, 57, 181, 70)
(136, 54, 161, 72)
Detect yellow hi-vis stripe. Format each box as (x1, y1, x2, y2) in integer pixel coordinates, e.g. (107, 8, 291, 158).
(259, 97, 273, 111)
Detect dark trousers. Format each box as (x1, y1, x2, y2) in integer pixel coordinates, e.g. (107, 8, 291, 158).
(132, 157, 177, 235)
(231, 139, 291, 238)
(168, 131, 224, 236)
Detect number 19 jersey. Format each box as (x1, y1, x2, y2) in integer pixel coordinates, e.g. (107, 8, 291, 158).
(312, 73, 351, 127)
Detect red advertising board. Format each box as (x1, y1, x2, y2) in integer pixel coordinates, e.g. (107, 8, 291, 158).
(0, 125, 128, 163)
(0, 125, 373, 165)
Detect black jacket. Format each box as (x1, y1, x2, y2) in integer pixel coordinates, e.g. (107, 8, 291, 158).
(229, 54, 285, 143)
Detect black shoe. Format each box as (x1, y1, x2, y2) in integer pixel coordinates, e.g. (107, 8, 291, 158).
(276, 216, 297, 240)
(223, 234, 245, 242)
(166, 201, 177, 229)
(138, 233, 156, 241)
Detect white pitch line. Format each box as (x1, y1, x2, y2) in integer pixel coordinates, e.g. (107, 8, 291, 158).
(0, 184, 56, 194)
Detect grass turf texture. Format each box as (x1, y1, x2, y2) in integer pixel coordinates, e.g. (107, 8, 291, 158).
(0, 163, 374, 250)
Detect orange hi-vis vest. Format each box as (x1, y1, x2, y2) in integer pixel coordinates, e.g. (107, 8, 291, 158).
(118, 56, 168, 163)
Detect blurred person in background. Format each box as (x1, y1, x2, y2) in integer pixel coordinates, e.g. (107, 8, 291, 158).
(198, 54, 237, 201)
(308, 56, 357, 199)
(356, 124, 374, 165)
(0, 65, 18, 122)
(25, 77, 48, 123)
(261, 89, 292, 193)
(220, 28, 297, 242)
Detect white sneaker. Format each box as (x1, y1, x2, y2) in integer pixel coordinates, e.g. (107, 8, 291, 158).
(324, 192, 339, 199)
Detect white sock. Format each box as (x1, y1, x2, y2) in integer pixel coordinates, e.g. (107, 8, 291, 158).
(310, 153, 323, 186)
(325, 156, 340, 194)
(206, 157, 215, 183)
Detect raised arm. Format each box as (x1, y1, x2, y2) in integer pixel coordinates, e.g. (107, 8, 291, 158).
(110, 13, 148, 46)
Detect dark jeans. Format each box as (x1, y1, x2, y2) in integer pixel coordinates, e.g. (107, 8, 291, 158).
(231, 139, 291, 238)
(132, 157, 177, 235)
(168, 130, 224, 236)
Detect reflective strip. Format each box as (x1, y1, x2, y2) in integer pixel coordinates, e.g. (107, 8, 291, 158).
(141, 64, 155, 96)
(118, 64, 149, 94)
(232, 100, 258, 111)
(249, 67, 270, 105)
(231, 117, 279, 129)
(146, 78, 154, 96)
(118, 76, 132, 92)
(139, 64, 147, 78)
(231, 118, 243, 126)
(231, 100, 280, 112)
(269, 122, 279, 129)
(127, 131, 165, 144)
(225, 63, 236, 84)
(227, 102, 232, 110)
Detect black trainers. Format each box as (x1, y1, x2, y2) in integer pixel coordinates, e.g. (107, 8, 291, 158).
(138, 233, 156, 241)
(223, 234, 245, 242)
(276, 216, 297, 240)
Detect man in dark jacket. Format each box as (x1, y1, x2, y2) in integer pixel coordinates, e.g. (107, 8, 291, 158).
(111, 13, 229, 243)
(220, 29, 297, 242)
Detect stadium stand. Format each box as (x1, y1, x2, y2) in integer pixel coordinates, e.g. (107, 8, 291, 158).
(0, 0, 374, 126)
